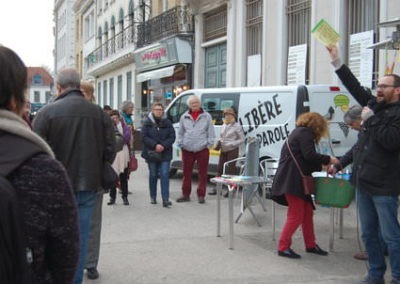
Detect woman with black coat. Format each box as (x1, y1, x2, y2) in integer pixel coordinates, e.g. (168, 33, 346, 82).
(272, 112, 338, 259)
(141, 103, 176, 207)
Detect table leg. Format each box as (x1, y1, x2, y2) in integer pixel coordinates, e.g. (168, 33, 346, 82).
(228, 185, 234, 249)
(339, 208, 344, 239)
(216, 183, 222, 237)
(329, 208, 335, 252)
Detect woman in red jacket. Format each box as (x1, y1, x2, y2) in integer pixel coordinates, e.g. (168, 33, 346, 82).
(272, 112, 338, 259)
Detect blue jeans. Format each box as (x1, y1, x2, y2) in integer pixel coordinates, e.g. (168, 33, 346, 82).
(357, 188, 400, 280)
(73, 191, 97, 284)
(148, 161, 170, 201)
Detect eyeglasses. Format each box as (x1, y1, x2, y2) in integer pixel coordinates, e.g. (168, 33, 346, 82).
(376, 84, 399, 89)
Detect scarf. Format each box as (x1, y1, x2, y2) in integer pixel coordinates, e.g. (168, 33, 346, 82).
(122, 112, 133, 125)
(0, 109, 54, 158)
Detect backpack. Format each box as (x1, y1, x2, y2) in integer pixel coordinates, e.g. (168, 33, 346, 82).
(0, 175, 31, 284)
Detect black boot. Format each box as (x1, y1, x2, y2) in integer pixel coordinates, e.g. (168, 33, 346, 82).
(107, 199, 115, 205)
(163, 200, 172, 208)
(122, 197, 129, 206)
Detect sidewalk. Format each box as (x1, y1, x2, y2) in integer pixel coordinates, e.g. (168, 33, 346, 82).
(84, 157, 375, 284)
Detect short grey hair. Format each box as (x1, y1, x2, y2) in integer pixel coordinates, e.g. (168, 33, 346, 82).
(343, 105, 362, 125)
(186, 95, 200, 107)
(120, 100, 134, 112)
(56, 68, 81, 89)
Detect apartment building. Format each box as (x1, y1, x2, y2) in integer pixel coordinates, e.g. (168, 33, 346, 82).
(54, 0, 76, 72)
(188, 0, 400, 89)
(68, 0, 400, 127)
(26, 67, 54, 104)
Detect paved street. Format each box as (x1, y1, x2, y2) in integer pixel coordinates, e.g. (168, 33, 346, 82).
(84, 155, 380, 284)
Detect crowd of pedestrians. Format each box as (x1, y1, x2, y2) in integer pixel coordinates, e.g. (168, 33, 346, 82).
(1, 41, 399, 284)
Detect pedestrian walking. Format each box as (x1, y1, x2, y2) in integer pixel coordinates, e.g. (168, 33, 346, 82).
(107, 110, 131, 206)
(81, 80, 103, 280)
(0, 45, 80, 284)
(32, 68, 116, 284)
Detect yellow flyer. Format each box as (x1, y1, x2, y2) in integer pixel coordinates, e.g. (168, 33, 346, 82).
(312, 19, 340, 46)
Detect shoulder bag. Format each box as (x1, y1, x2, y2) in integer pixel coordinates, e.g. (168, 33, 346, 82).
(286, 139, 315, 195)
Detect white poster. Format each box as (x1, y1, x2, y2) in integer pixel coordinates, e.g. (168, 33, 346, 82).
(287, 44, 307, 85)
(247, 54, 261, 87)
(349, 30, 374, 88)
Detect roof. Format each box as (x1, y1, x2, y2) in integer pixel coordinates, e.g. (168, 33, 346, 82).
(27, 67, 54, 87)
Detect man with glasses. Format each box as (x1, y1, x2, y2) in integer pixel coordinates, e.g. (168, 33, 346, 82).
(327, 45, 400, 284)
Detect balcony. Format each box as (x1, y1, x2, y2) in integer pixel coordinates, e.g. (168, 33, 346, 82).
(136, 6, 194, 48)
(87, 24, 136, 75)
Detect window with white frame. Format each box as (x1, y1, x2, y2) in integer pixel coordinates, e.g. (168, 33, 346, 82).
(287, 0, 311, 47)
(347, 0, 379, 86)
(347, 0, 379, 34)
(246, 0, 263, 56)
(286, 0, 311, 84)
(203, 5, 227, 42)
(34, 91, 40, 102)
(84, 10, 95, 41)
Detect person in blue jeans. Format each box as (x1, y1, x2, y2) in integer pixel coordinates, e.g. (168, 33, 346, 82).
(33, 68, 116, 284)
(327, 44, 400, 284)
(141, 102, 176, 208)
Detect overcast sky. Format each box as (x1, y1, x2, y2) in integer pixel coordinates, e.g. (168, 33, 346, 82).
(0, 0, 54, 70)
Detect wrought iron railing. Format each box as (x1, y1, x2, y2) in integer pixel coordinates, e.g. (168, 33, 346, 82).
(136, 6, 194, 48)
(87, 24, 136, 69)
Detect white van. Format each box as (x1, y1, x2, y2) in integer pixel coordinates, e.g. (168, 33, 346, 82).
(165, 85, 359, 176)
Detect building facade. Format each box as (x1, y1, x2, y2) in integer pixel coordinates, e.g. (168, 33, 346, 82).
(188, 0, 400, 89)
(65, 0, 400, 127)
(26, 67, 54, 104)
(54, 0, 76, 72)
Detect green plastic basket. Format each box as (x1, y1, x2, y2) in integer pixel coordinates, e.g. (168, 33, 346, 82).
(314, 177, 355, 208)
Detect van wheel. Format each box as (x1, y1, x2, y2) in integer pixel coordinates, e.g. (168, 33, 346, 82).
(169, 168, 178, 178)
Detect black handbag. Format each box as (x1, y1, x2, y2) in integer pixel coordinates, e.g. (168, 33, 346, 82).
(147, 150, 162, 162)
(286, 140, 315, 195)
(102, 162, 118, 189)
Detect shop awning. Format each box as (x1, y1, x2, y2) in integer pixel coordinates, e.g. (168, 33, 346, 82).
(136, 65, 175, 82)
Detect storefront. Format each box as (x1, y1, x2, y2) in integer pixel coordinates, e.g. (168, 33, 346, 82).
(134, 36, 193, 113)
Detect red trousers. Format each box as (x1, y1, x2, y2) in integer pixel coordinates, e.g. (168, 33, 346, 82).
(278, 194, 316, 251)
(181, 148, 209, 198)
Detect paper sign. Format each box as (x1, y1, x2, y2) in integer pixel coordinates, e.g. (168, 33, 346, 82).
(312, 19, 340, 46)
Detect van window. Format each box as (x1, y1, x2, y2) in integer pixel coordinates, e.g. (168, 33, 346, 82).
(203, 93, 239, 125)
(166, 93, 191, 123)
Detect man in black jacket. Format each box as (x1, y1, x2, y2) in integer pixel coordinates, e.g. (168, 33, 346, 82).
(33, 68, 116, 284)
(327, 45, 400, 284)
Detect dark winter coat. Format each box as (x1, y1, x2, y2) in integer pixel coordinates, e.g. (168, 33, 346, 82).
(0, 110, 79, 284)
(32, 89, 116, 192)
(336, 64, 400, 196)
(271, 127, 330, 206)
(352, 102, 400, 195)
(141, 114, 176, 162)
(335, 64, 374, 107)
